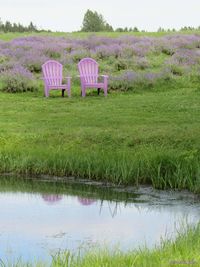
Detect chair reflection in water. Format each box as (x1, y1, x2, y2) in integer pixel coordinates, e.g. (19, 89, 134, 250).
(42, 194, 63, 205)
(41, 194, 121, 218)
(78, 197, 96, 206)
(78, 197, 121, 218)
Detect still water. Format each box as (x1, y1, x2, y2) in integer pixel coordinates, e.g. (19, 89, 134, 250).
(0, 177, 200, 263)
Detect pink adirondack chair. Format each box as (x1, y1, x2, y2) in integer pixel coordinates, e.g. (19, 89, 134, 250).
(78, 58, 108, 97)
(42, 60, 71, 97)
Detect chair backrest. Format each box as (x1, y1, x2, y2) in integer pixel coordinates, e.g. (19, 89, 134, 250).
(78, 58, 98, 84)
(42, 60, 63, 86)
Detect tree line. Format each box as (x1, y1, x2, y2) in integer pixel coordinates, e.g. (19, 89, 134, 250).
(0, 19, 48, 33)
(81, 10, 200, 33)
(81, 10, 140, 32)
(1, 11, 200, 33)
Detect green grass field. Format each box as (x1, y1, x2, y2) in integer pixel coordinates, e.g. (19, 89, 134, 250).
(0, 83, 200, 192)
(0, 29, 200, 41)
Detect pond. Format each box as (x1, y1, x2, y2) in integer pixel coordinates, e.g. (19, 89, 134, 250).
(0, 176, 200, 264)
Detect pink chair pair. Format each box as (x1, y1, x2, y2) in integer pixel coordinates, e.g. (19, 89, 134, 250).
(42, 58, 108, 97)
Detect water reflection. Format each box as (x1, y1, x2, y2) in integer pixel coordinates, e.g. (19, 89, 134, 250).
(42, 194, 63, 205)
(42, 195, 97, 207)
(0, 176, 199, 264)
(99, 200, 122, 218)
(77, 197, 96, 206)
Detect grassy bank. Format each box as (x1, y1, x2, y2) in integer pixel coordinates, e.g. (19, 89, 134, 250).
(0, 84, 200, 192)
(4, 223, 200, 266)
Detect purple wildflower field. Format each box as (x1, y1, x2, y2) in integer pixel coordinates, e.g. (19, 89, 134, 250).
(0, 34, 200, 92)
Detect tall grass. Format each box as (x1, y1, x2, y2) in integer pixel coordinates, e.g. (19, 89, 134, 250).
(1, 146, 200, 192)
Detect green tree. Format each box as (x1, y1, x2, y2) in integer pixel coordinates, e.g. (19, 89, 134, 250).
(133, 27, 139, 32)
(28, 22, 37, 32)
(0, 18, 4, 32)
(157, 27, 165, 32)
(104, 23, 113, 32)
(13, 23, 18, 32)
(81, 9, 113, 32)
(115, 28, 124, 32)
(4, 21, 12, 32)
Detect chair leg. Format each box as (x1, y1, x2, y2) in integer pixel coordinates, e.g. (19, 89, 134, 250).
(103, 77, 108, 97)
(67, 79, 71, 97)
(62, 89, 65, 97)
(104, 87, 108, 97)
(97, 88, 100, 95)
(67, 89, 71, 97)
(44, 86, 49, 97)
(82, 87, 86, 97)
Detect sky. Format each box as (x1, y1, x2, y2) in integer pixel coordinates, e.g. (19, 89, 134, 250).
(0, 0, 200, 32)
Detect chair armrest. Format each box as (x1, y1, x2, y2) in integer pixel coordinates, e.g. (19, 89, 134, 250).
(42, 76, 62, 79)
(100, 75, 109, 78)
(78, 75, 99, 78)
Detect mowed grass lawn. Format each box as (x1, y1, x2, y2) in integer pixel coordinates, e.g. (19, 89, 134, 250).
(0, 86, 200, 191)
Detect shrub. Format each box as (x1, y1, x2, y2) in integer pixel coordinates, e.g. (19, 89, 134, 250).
(95, 44, 121, 59)
(0, 54, 9, 64)
(0, 61, 13, 72)
(21, 52, 49, 73)
(70, 49, 89, 62)
(109, 71, 160, 91)
(109, 70, 173, 92)
(172, 49, 199, 66)
(168, 64, 185, 76)
(44, 49, 61, 59)
(114, 59, 128, 71)
(0, 65, 37, 93)
(136, 57, 149, 70)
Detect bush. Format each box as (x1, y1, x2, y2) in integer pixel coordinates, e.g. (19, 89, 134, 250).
(44, 49, 61, 59)
(0, 65, 38, 93)
(136, 57, 149, 70)
(70, 49, 89, 63)
(21, 52, 49, 73)
(109, 70, 173, 92)
(109, 71, 154, 91)
(114, 59, 128, 71)
(168, 64, 185, 76)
